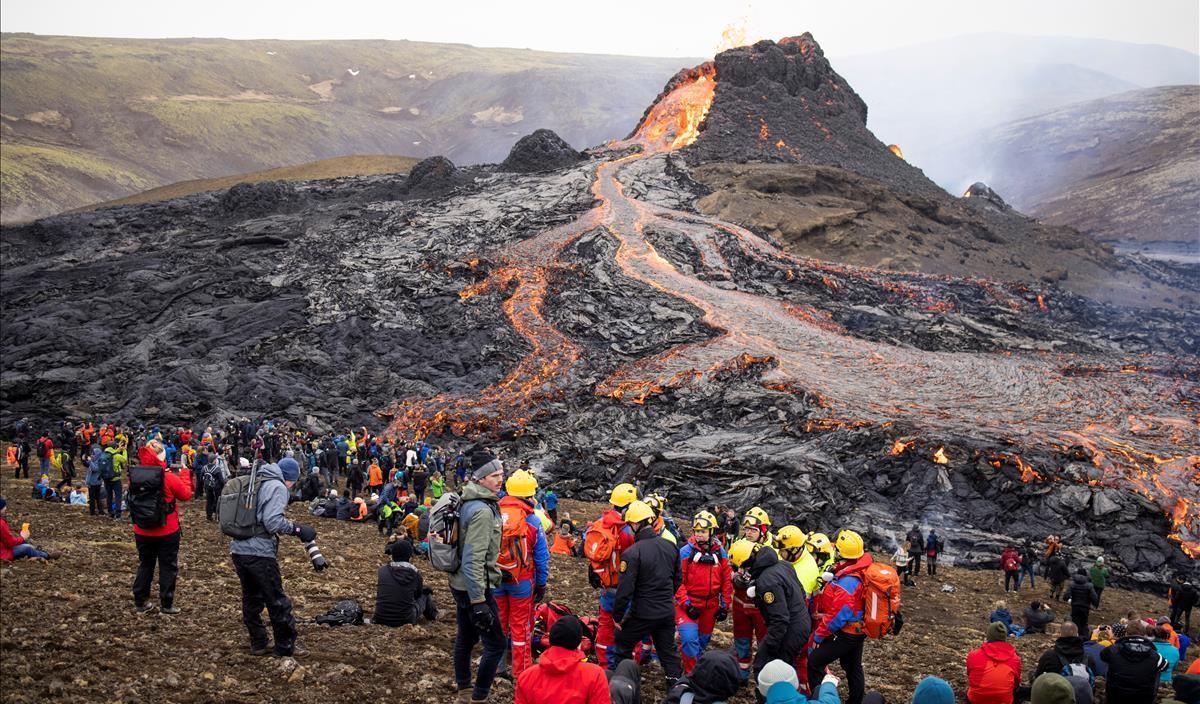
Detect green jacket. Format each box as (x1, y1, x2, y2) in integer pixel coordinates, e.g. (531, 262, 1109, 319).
(105, 446, 128, 480)
(430, 477, 445, 499)
(449, 482, 502, 603)
(1090, 564, 1110, 588)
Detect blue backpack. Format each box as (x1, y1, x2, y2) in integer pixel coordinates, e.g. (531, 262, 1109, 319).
(97, 452, 115, 481)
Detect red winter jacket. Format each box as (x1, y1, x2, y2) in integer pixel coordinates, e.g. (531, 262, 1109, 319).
(965, 641, 1021, 704)
(812, 554, 873, 641)
(0, 516, 27, 562)
(514, 645, 610, 704)
(676, 537, 732, 610)
(132, 446, 193, 538)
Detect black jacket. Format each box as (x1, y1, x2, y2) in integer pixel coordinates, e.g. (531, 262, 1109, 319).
(748, 546, 812, 660)
(1100, 636, 1168, 704)
(1045, 555, 1070, 583)
(374, 561, 424, 626)
(299, 473, 322, 501)
(612, 525, 680, 621)
(1067, 573, 1098, 610)
(1024, 605, 1055, 633)
(1035, 635, 1090, 677)
(661, 650, 741, 704)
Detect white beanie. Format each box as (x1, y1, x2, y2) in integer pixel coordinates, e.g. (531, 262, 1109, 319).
(757, 659, 799, 697)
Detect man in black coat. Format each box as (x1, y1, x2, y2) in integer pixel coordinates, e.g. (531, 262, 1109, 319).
(1045, 553, 1070, 602)
(735, 541, 811, 703)
(373, 540, 437, 626)
(1100, 620, 1168, 704)
(1066, 568, 1099, 636)
(905, 525, 924, 576)
(610, 500, 682, 683)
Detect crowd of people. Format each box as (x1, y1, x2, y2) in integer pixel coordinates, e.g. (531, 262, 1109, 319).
(2, 416, 1198, 704)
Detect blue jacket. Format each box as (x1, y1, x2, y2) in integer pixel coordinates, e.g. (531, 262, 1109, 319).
(1155, 640, 1180, 683)
(543, 491, 558, 510)
(84, 447, 103, 486)
(765, 680, 839, 704)
(526, 512, 550, 587)
(229, 463, 297, 558)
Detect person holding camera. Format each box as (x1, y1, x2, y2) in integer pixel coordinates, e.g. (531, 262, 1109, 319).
(228, 456, 315, 657)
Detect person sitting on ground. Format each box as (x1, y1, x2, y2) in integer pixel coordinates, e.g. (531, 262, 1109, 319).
(318, 489, 338, 518)
(989, 600, 1025, 637)
(68, 485, 87, 506)
(0, 497, 60, 561)
(1029, 673, 1077, 704)
(907, 676, 955, 704)
(335, 490, 352, 520)
(1033, 623, 1095, 704)
(513, 615, 610, 704)
(757, 659, 841, 704)
(1025, 601, 1056, 634)
(1100, 620, 1168, 704)
(966, 622, 1021, 704)
(550, 521, 578, 556)
(373, 539, 437, 626)
(608, 660, 641, 704)
(661, 650, 743, 704)
(32, 475, 58, 501)
(1153, 625, 1181, 684)
(350, 496, 368, 521)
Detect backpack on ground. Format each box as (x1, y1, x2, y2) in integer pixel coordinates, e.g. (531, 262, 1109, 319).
(427, 492, 463, 573)
(1058, 655, 1095, 704)
(532, 601, 597, 655)
(497, 503, 534, 577)
(583, 521, 623, 588)
(857, 561, 903, 638)
(97, 452, 115, 482)
(314, 599, 364, 627)
(128, 465, 171, 529)
(218, 463, 277, 539)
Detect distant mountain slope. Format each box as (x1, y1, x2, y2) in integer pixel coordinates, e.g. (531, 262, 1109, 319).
(0, 34, 695, 222)
(833, 33, 1200, 189)
(947, 86, 1200, 249)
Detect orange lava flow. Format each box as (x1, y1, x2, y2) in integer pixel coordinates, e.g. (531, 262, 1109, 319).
(384, 68, 1199, 555)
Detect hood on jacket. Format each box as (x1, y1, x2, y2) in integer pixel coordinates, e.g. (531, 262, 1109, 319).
(1070, 573, 1090, 586)
(532, 645, 584, 675)
(1053, 635, 1085, 661)
(978, 641, 1021, 670)
(256, 463, 284, 482)
(600, 508, 627, 530)
(749, 544, 781, 578)
(137, 445, 165, 467)
(688, 650, 742, 704)
(1116, 635, 1158, 661)
(1030, 673, 1075, 704)
(610, 658, 642, 704)
(764, 680, 804, 704)
(911, 676, 955, 704)
(460, 481, 498, 503)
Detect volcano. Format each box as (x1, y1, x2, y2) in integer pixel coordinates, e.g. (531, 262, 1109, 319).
(2, 34, 1196, 586)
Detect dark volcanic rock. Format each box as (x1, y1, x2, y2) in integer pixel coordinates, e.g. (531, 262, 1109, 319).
(219, 180, 301, 217)
(405, 155, 460, 194)
(962, 182, 1008, 210)
(500, 129, 583, 173)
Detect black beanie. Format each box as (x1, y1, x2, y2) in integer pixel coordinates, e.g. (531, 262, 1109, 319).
(549, 614, 583, 650)
(387, 539, 413, 562)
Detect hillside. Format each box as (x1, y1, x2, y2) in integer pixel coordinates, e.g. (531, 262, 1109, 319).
(0, 486, 1191, 704)
(0, 33, 695, 222)
(936, 86, 1200, 254)
(74, 155, 420, 211)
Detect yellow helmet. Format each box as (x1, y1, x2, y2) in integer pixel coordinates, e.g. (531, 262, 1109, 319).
(835, 529, 865, 559)
(728, 538, 762, 568)
(693, 510, 719, 532)
(504, 469, 538, 498)
(776, 525, 808, 550)
(808, 532, 832, 552)
(624, 500, 655, 525)
(743, 506, 771, 527)
(609, 483, 638, 508)
(645, 492, 667, 514)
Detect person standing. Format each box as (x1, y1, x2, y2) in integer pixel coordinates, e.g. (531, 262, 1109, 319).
(201, 452, 230, 521)
(776, 526, 821, 598)
(893, 541, 915, 587)
(449, 453, 506, 704)
(676, 510, 733, 674)
(734, 507, 775, 682)
(129, 440, 193, 614)
(104, 440, 127, 520)
(228, 458, 314, 656)
(1045, 552, 1070, 602)
(1088, 558, 1110, 607)
(1066, 568, 1099, 637)
(1018, 539, 1038, 591)
(925, 529, 943, 576)
(85, 444, 105, 516)
(584, 483, 637, 668)
(495, 469, 550, 678)
(1168, 576, 1198, 634)
(609, 500, 683, 685)
(808, 530, 873, 704)
(1000, 545, 1022, 593)
(905, 525, 924, 577)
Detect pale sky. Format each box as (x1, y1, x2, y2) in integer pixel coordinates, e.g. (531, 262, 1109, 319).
(2, 0, 1197, 58)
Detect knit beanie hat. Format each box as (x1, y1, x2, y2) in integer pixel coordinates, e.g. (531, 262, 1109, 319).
(986, 621, 1008, 642)
(278, 457, 301, 482)
(471, 452, 503, 481)
(1030, 673, 1076, 704)
(756, 659, 800, 697)
(911, 676, 955, 704)
(549, 614, 583, 650)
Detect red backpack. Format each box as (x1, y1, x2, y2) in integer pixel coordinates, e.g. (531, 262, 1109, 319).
(583, 521, 623, 588)
(532, 602, 597, 655)
(1001, 551, 1021, 572)
(857, 562, 902, 638)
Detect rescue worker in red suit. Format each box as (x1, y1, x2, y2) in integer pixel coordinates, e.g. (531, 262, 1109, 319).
(733, 506, 775, 682)
(495, 469, 550, 678)
(808, 529, 872, 704)
(585, 483, 637, 668)
(675, 510, 732, 674)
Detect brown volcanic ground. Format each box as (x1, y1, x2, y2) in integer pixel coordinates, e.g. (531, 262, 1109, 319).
(0, 482, 1192, 704)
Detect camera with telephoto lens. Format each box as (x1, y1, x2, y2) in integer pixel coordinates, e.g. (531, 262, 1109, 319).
(304, 540, 328, 571)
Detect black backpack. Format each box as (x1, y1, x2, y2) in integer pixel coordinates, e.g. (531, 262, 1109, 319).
(128, 465, 173, 529)
(97, 452, 115, 482)
(314, 599, 364, 627)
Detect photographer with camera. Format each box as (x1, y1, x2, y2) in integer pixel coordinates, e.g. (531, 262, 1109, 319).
(224, 455, 318, 657)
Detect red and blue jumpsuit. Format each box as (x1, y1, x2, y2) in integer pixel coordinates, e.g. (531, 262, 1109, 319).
(494, 496, 550, 678)
(733, 532, 773, 681)
(675, 537, 732, 673)
(592, 509, 635, 668)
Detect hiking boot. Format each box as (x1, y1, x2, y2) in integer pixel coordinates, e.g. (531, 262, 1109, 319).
(456, 688, 473, 703)
(44, 550, 62, 560)
(250, 645, 273, 657)
(135, 602, 156, 614)
(160, 605, 181, 615)
(277, 644, 308, 658)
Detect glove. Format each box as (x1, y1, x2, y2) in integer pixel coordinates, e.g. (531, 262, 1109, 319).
(822, 673, 840, 688)
(732, 572, 751, 591)
(746, 585, 756, 599)
(471, 602, 494, 630)
(685, 603, 701, 620)
(891, 610, 905, 636)
(715, 607, 728, 622)
(295, 524, 317, 542)
(533, 584, 546, 603)
(820, 571, 835, 584)
(588, 569, 602, 589)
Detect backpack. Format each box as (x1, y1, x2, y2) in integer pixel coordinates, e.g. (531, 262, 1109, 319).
(97, 452, 115, 482)
(314, 599, 364, 627)
(427, 492, 463, 573)
(531, 601, 597, 655)
(1058, 656, 1095, 704)
(497, 503, 534, 577)
(1002, 552, 1021, 572)
(202, 459, 225, 490)
(127, 465, 171, 529)
(857, 562, 903, 638)
(583, 521, 623, 588)
(218, 464, 278, 539)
